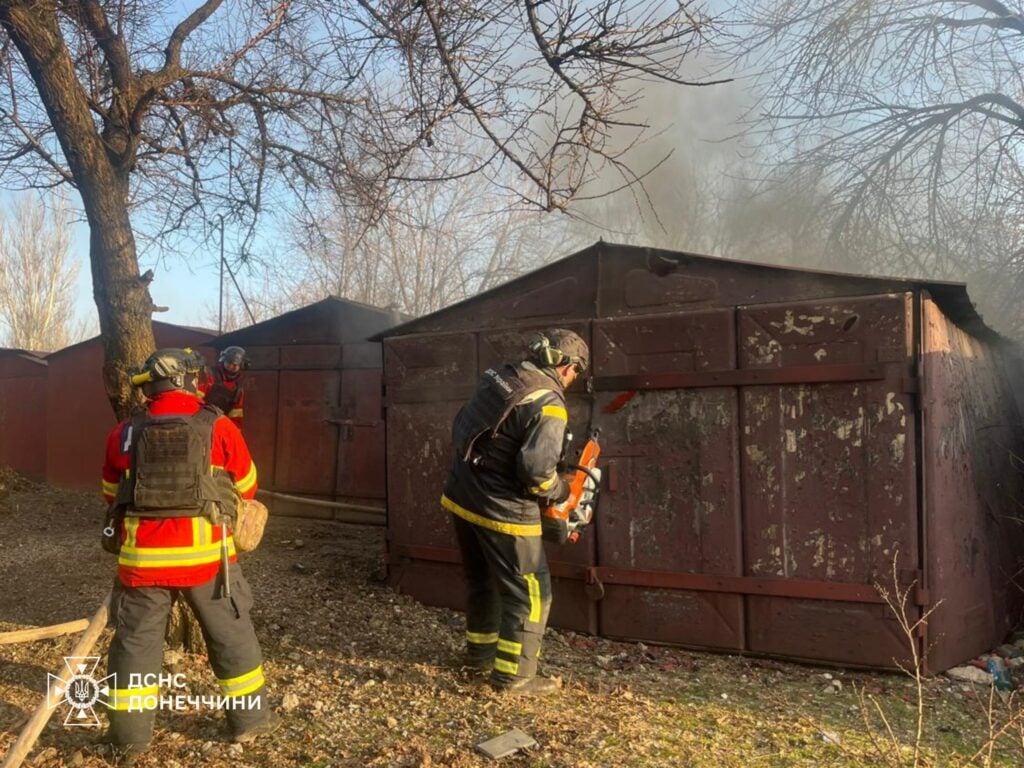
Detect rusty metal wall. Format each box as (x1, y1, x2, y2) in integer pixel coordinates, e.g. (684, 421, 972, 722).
(737, 295, 919, 667)
(45, 325, 215, 490)
(213, 299, 397, 518)
(383, 243, 1024, 669)
(921, 298, 1024, 670)
(0, 351, 48, 477)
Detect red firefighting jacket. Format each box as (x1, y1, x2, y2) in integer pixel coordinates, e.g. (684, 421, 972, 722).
(198, 366, 245, 428)
(101, 390, 258, 588)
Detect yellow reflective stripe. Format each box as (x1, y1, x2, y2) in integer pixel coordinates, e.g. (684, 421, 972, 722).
(234, 462, 257, 494)
(528, 471, 559, 494)
(541, 404, 567, 422)
(441, 495, 541, 537)
(193, 517, 209, 546)
(218, 665, 265, 697)
(466, 631, 498, 645)
(101, 479, 119, 496)
(519, 389, 552, 405)
(106, 685, 159, 711)
(118, 539, 236, 568)
(120, 539, 236, 556)
(228, 408, 244, 419)
(497, 638, 522, 656)
(524, 573, 542, 623)
(118, 551, 230, 568)
(197, 390, 206, 400)
(125, 517, 139, 548)
(493, 658, 519, 675)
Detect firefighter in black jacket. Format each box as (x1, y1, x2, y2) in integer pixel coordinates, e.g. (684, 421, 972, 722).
(442, 328, 589, 696)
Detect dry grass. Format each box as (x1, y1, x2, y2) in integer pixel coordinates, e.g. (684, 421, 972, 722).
(0, 472, 1021, 767)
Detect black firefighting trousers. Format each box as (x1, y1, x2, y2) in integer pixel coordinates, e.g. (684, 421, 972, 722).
(452, 514, 553, 686)
(105, 564, 269, 744)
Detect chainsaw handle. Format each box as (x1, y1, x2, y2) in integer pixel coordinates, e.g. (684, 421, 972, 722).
(564, 463, 601, 487)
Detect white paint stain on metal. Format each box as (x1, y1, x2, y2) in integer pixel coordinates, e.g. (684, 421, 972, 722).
(749, 337, 782, 365)
(785, 429, 798, 453)
(628, 519, 636, 566)
(890, 433, 906, 463)
(769, 310, 827, 336)
(885, 392, 904, 416)
(814, 348, 827, 361)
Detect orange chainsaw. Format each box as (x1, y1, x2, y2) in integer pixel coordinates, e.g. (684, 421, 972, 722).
(541, 430, 601, 544)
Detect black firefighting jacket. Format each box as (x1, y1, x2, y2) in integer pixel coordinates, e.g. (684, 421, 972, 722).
(442, 361, 570, 536)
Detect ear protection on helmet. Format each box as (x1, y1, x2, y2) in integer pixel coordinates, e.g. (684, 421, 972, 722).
(130, 347, 205, 387)
(529, 333, 570, 368)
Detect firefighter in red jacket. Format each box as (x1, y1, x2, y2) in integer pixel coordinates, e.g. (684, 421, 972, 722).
(199, 345, 247, 428)
(99, 348, 277, 761)
(442, 329, 589, 696)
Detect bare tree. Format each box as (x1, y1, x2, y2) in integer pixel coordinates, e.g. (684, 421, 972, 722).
(0, 193, 88, 351)
(0, 0, 720, 418)
(282, 166, 581, 316)
(731, 0, 1024, 337)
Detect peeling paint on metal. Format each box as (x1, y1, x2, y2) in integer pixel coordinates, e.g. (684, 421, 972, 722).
(769, 310, 827, 336)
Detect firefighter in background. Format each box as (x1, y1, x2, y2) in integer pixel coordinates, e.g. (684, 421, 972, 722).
(99, 348, 278, 761)
(442, 329, 590, 696)
(199, 345, 248, 428)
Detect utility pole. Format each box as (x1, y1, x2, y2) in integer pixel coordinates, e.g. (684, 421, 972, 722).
(217, 214, 225, 334)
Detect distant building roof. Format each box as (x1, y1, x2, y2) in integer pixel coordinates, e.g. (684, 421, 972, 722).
(213, 296, 408, 348)
(45, 320, 218, 358)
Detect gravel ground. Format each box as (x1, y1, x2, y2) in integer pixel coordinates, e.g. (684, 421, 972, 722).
(1, 468, 1023, 767)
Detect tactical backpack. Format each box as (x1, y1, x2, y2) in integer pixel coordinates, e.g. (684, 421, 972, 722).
(102, 406, 240, 554)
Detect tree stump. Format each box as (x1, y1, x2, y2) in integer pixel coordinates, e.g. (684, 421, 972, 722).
(165, 596, 206, 654)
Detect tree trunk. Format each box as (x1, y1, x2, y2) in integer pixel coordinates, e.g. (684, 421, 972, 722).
(165, 597, 207, 654)
(80, 173, 157, 420)
(0, 1, 192, 644)
(0, 3, 157, 420)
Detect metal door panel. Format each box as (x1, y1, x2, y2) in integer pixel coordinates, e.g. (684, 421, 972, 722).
(386, 401, 462, 549)
(335, 368, 386, 500)
(273, 370, 340, 494)
(601, 587, 743, 650)
(384, 333, 477, 391)
(746, 598, 911, 667)
(592, 310, 742, 646)
(241, 369, 280, 492)
(739, 295, 919, 665)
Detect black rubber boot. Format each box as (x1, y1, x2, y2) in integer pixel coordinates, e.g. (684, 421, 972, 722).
(463, 652, 494, 672)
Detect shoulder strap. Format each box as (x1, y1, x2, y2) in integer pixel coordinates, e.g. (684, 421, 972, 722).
(196, 403, 223, 422)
